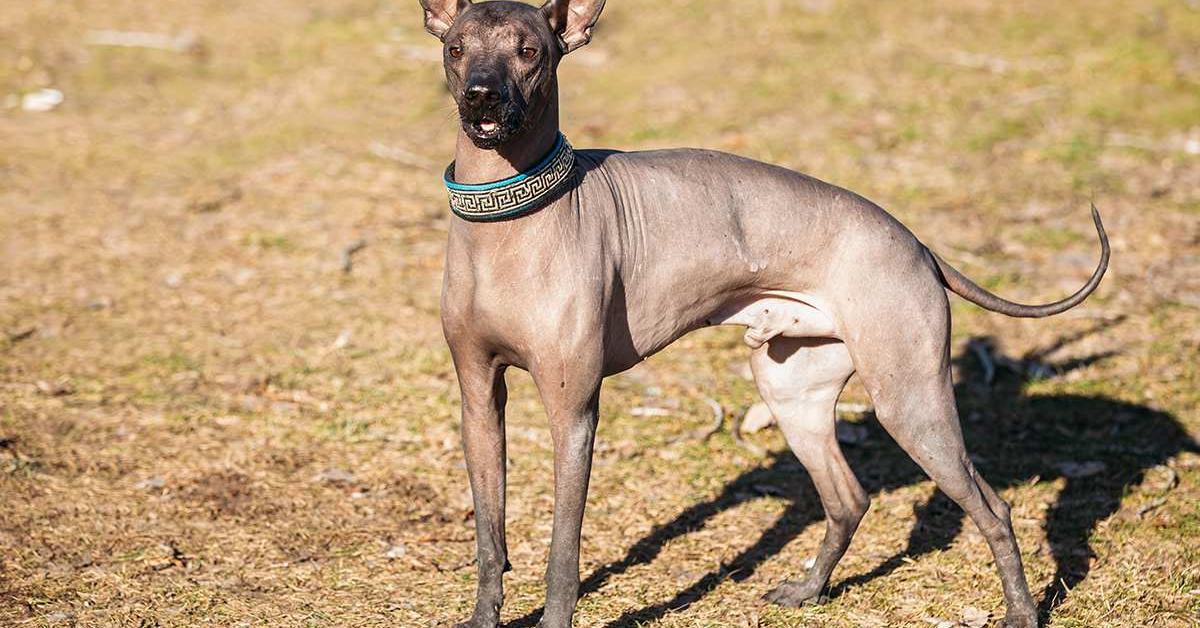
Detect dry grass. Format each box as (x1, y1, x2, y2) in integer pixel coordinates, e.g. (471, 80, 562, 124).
(2, 1, 1199, 626)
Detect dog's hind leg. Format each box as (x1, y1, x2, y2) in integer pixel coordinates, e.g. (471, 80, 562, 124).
(867, 371, 1037, 626)
(751, 336, 865, 606)
(843, 282, 1039, 627)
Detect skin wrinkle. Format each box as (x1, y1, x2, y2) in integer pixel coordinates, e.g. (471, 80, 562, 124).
(426, 2, 1107, 627)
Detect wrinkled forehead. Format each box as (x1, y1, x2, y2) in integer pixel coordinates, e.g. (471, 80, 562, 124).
(448, 1, 552, 45)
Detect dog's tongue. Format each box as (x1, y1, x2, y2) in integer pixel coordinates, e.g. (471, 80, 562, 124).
(480, 119, 498, 133)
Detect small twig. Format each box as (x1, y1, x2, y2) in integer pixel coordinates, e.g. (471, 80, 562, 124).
(430, 555, 476, 573)
(414, 535, 474, 544)
(697, 397, 725, 440)
(4, 326, 36, 344)
(630, 407, 672, 417)
(667, 397, 725, 443)
(1137, 465, 1179, 519)
(732, 410, 767, 458)
(341, 239, 368, 274)
(1136, 496, 1169, 518)
(969, 338, 996, 385)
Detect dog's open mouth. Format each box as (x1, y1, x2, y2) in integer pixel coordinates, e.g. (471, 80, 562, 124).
(471, 117, 500, 139)
(461, 108, 522, 147)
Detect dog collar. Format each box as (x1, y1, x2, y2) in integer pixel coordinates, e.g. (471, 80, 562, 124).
(443, 133, 576, 222)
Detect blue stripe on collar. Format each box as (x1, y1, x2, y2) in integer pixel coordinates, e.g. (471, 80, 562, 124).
(442, 134, 576, 222)
(443, 133, 566, 191)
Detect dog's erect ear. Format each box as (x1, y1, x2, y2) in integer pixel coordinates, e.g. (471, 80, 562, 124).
(541, 0, 605, 54)
(420, 0, 471, 40)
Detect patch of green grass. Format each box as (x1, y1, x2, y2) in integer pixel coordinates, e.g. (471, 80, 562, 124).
(966, 117, 1035, 153)
(1018, 225, 1087, 250)
(135, 351, 200, 376)
(1048, 133, 1103, 168)
(242, 232, 295, 252)
(318, 415, 373, 441)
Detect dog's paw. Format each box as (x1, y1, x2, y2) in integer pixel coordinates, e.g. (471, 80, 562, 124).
(762, 580, 825, 608)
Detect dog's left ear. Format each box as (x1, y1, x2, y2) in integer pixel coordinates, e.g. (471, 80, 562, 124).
(541, 0, 606, 54)
(420, 0, 471, 40)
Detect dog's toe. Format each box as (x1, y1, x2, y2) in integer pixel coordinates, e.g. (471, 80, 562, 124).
(763, 581, 825, 608)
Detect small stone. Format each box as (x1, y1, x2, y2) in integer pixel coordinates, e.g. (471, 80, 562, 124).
(383, 543, 407, 559)
(135, 476, 165, 490)
(657, 448, 680, 461)
(22, 88, 64, 112)
(36, 378, 74, 396)
(1056, 461, 1107, 478)
(312, 468, 356, 484)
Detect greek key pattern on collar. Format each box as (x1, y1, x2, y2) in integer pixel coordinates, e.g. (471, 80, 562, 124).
(444, 136, 575, 222)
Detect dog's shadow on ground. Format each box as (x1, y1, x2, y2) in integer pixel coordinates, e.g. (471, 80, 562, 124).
(503, 324, 1197, 627)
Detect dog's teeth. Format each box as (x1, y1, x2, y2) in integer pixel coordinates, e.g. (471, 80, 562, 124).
(480, 120, 497, 132)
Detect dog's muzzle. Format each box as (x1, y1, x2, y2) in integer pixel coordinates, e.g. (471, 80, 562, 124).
(460, 82, 521, 146)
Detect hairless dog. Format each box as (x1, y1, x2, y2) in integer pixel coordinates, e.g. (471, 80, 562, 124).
(418, 2, 1109, 626)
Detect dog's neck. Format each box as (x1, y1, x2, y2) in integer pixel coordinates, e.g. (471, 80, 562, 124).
(452, 97, 561, 185)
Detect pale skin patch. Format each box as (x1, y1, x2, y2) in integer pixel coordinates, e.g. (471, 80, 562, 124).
(710, 291, 840, 349)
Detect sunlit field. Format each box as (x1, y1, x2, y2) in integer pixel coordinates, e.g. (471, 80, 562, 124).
(2, 1, 1198, 626)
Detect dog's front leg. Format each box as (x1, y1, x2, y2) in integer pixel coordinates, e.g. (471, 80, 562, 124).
(534, 369, 602, 628)
(454, 357, 509, 628)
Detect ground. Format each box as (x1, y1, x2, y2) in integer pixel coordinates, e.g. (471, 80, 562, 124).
(2, 1, 1199, 626)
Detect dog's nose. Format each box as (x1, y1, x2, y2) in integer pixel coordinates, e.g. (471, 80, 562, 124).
(464, 83, 502, 106)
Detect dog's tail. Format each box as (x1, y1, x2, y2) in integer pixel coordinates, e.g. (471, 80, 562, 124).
(928, 204, 1109, 318)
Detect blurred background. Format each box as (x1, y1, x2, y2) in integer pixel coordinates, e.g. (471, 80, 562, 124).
(2, 1, 1198, 626)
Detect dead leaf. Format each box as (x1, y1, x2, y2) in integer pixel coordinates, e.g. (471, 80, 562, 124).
(961, 606, 989, 628)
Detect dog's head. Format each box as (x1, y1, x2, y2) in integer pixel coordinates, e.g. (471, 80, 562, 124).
(419, 0, 605, 148)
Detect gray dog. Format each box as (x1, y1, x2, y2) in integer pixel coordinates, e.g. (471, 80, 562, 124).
(420, 1, 1109, 626)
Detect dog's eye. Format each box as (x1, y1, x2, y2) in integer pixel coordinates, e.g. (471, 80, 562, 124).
(519, 46, 538, 60)
(448, 46, 463, 59)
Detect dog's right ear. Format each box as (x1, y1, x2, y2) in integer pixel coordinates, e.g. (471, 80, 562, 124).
(419, 0, 471, 40)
